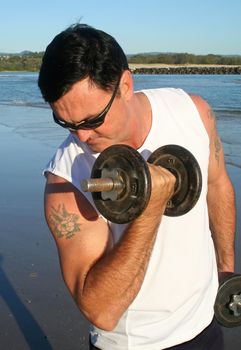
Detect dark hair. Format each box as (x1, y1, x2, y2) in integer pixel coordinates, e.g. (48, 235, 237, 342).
(38, 24, 129, 102)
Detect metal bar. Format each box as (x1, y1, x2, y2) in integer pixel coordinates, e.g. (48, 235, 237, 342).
(81, 177, 124, 193)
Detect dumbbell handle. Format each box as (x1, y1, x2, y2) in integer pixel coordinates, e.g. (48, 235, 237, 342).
(81, 177, 124, 193)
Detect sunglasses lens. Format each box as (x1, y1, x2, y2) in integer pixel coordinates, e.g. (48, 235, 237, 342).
(79, 114, 106, 129)
(53, 111, 106, 130)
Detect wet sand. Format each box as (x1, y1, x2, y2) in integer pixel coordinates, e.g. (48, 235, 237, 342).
(0, 116, 240, 349)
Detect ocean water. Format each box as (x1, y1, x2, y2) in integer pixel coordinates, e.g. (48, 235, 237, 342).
(0, 72, 241, 168)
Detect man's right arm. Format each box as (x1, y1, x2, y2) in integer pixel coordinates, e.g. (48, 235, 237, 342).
(45, 166, 175, 331)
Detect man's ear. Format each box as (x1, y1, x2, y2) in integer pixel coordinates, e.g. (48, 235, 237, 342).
(119, 70, 134, 101)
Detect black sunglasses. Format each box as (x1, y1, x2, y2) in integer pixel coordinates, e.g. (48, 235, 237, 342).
(52, 77, 121, 131)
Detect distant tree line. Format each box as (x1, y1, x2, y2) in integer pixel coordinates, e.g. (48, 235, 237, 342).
(0, 52, 241, 72)
(0, 52, 43, 71)
(128, 53, 241, 65)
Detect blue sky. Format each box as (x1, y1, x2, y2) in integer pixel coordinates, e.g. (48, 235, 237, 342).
(1, 0, 241, 55)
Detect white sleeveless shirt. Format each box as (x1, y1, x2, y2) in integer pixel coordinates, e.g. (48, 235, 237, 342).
(44, 88, 218, 350)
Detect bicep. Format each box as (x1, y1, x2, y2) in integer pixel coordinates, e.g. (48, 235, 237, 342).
(44, 173, 111, 296)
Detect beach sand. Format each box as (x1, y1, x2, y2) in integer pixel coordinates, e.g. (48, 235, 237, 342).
(0, 108, 240, 349)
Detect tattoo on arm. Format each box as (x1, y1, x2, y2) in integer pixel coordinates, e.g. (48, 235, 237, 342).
(49, 204, 81, 239)
(214, 136, 222, 166)
(208, 108, 222, 166)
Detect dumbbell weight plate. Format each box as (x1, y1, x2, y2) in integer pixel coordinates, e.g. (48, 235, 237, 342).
(214, 273, 241, 327)
(91, 144, 151, 224)
(147, 145, 202, 216)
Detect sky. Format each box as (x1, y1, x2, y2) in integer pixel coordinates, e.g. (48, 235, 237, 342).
(1, 0, 241, 55)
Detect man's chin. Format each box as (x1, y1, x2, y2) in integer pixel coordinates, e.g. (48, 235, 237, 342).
(86, 138, 116, 153)
(86, 142, 108, 154)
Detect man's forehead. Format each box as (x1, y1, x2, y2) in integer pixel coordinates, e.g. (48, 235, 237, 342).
(54, 78, 104, 107)
(71, 77, 100, 95)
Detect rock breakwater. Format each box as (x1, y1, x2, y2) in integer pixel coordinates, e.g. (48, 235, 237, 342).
(130, 65, 241, 75)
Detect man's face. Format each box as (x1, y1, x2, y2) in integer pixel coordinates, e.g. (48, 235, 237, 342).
(51, 75, 134, 153)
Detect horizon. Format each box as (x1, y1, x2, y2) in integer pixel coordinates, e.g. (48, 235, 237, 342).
(1, 51, 241, 57)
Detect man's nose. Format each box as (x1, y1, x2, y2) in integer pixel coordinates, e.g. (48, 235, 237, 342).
(73, 129, 93, 142)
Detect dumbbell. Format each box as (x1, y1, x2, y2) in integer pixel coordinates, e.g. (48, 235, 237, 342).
(214, 272, 241, 327)
(81, 144, 202, 224)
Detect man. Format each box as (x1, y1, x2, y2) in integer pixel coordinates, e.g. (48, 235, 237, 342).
(38, 24, 236, 349)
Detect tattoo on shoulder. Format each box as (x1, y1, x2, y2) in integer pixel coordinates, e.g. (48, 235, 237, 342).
(48, 204, 81, 239)
(207, 108, 216, 122)
(214, 136, 222, 166)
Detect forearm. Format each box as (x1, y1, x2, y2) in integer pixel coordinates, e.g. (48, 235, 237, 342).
(69, 164, 176, 330)
(77, 205, 164, 330)
(207, 177, 236, 272)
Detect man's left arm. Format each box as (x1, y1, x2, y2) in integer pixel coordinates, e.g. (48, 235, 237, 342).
(191, 95, 236, 272)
